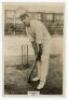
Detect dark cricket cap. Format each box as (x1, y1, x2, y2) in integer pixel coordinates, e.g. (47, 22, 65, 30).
(20, 13, 29, 20)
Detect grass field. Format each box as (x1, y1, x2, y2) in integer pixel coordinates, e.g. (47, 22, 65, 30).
(4, 54, 63, 95)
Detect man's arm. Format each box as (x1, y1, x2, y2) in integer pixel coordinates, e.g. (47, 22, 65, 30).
(31, 41, 43, 61)
(31, 41, 38, 56)
(36, 44, 43, 61)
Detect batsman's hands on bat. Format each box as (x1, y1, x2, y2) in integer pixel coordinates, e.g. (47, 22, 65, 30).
(31, 41, 43, 61)
(31, 41, 39, 56)
(36, 44, 43, 61)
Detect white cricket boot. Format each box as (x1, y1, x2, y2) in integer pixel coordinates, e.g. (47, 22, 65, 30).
(37, 81, 45, 90)
(32, 77, 40, 82)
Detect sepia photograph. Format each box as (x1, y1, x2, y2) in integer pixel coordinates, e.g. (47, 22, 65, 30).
(4, 2, 64, 95)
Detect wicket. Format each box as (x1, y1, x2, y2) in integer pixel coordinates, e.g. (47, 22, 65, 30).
(21, 45, 29, 67)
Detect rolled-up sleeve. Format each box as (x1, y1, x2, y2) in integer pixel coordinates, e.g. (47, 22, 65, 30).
(30, 20, 47, 44)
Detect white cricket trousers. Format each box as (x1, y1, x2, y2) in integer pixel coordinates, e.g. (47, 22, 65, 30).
(36, 38, 51, 84)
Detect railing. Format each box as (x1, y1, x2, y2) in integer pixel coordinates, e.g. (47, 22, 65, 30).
(5, 10, 64, 35)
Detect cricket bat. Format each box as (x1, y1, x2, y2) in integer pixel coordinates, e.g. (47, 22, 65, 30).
(28, 54, 38, 83)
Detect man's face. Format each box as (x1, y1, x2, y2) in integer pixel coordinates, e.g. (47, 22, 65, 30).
(22, 16, 30, 26)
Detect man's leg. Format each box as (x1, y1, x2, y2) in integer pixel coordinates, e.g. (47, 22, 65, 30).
(31, 43, 42, 82)
(32, 60, 41, 81)
(37, 55, 49, 89)
(37, 40, 51, 89)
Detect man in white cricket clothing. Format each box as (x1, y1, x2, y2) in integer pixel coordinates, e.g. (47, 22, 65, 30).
(20, 13, 51, 90)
